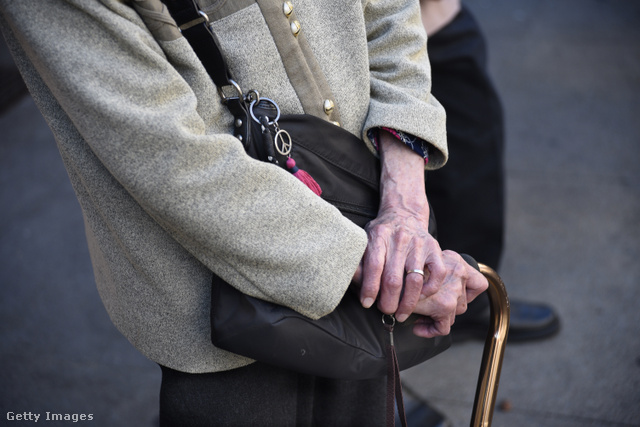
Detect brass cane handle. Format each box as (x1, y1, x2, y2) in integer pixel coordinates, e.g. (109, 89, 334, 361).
(470, 264, 510, 427)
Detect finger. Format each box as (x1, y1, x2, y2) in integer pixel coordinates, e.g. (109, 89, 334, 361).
(439, 251, 474, 314)
(447, 253, 488, 304)
(466, 269, 489, 302)
(455, 292, 468, 315)
(359, 236, 386, 308)
(395, 270, 423, 322)
(395, 247, 428, 322)
(412, 316, 436, 338)
(422, 247, 446, 298)
(376, 230, 411, 315)
(412, 313, 454, 338)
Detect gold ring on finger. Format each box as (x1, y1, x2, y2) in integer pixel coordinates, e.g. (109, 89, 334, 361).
(406, 269, 425, 277)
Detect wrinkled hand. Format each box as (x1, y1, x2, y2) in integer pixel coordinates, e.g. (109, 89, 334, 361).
(411, 250, 487, 338)
(357, 130, 446, 322)
(353, 130, 487, 337)
(359, 201, 446, 323)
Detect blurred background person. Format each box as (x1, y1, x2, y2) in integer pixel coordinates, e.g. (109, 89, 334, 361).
(422, 0, 560, 342)
(398, 1, 561, 425)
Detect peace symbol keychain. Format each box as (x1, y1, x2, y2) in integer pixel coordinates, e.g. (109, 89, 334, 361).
(249, 96, 322, 196)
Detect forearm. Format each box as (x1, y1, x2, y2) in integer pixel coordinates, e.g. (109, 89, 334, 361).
(378, 130, 429, 219)
(360, 131, 444, 321)
(374, 133, 488, 334)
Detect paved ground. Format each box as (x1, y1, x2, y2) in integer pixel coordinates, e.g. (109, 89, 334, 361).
(1, 0, 639, 426)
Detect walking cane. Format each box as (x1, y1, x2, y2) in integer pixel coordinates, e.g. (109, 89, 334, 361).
(470, 264, 510, 427)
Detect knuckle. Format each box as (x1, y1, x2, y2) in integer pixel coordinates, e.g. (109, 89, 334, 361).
(438, 293, 458, 313)
(452, 260, 467, 279)
(404, 272, 423, 288)
(399, 287, 420, 310)
(395, 226, 412, 244)
(469, 275, 488, 296)
(431, 258, 447, 278)
(421, 280, 440, 296)
(368, 221, 393, 235)
(420, 283, 438, 299)
(364, 250, 385, 273)
(360, 280, 378, 295)
(368, 259, 384, 275)
(383, 274, 404, 292)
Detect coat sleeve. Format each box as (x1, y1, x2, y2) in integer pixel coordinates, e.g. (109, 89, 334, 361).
(0, 0, 367, 319)
(362, 0, 448, 169)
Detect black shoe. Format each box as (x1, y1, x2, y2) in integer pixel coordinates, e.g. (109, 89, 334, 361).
(453, 298, 560, 342)
(396, 395, 450, 427)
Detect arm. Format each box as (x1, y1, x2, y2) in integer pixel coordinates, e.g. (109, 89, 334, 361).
(359, 131, 444, 321)
(357, 0, 487, 331)
(358, 131, 487, 335)
(0, 0, 366, 319)
(357, 0, 447, 320)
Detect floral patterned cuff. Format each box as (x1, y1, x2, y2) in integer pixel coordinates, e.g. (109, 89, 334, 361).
(368, 127, 430, 164)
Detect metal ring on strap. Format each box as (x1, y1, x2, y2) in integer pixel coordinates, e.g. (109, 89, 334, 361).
(381, 314, 396, 327)
(249, 97, 280, 125)
(246, 90, 260, 104)
(198, 10, 209, 23)
(218, 79, 243, 102)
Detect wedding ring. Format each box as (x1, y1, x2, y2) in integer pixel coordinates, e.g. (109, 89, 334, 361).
(406, 269, 425, 277)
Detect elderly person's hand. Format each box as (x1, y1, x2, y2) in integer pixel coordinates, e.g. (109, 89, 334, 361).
(411, 249, 487, 338)
(353, 130, 487, 335)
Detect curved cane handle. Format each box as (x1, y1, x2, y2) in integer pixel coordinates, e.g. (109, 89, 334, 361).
(470, 264, 510, 427)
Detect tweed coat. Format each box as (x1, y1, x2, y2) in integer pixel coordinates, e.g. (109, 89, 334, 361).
(0, 0, 447, 373)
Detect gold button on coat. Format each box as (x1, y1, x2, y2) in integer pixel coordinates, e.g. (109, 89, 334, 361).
(290, 20, 301, 37)
(323, 99, 335, 115)
(283, 1, 293, 17)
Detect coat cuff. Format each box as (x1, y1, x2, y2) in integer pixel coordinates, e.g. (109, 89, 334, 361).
(368, 127, 430, 165)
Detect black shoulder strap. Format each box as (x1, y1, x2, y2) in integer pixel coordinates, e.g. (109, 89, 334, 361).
(163, 0, 233, 89)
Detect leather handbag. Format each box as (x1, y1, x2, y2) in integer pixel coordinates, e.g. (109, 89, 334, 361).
(208, 106, 451, 427)
(209, 110, 450, 381)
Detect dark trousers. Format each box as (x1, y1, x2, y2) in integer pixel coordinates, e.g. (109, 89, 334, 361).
(426, 6, 505, 273)
(159, 363, 386, 427)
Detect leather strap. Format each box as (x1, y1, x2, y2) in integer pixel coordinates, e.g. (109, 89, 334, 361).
(385, 318, 408, 427)
(163, 0, 233, 89)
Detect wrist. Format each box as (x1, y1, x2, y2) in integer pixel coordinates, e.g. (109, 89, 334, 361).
(378, 130, 429, 215)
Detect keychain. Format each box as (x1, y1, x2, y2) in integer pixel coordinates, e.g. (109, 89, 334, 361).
(249, 95, 322, 196)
